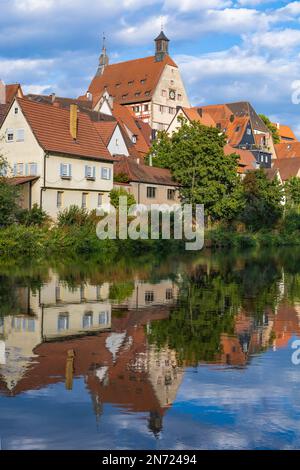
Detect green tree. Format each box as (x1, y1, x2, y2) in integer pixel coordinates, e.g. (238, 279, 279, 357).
(17, 203, 50, 227)
(285, 177, 300, 208)
(110, 188, 136, 210)
(147, 120, 243, 221)
(0, 156, 20, 227)
(259, 114, 280, 144)
(239, 169, 284, 230)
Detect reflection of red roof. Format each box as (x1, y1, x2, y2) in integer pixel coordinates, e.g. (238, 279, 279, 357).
(88, 55, 177, 106)
(273, 303, 300, 348)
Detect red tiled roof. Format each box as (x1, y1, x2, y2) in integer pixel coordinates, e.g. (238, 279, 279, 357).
(6, 84, 23, 103)
(224, 144, 257, 172)
(0, 103, 8, 126)
(182, 107, 216, 127)
(225, 116, 249, 147)
(93, 121, 117, 146)
(275, 142, 300, 159)
(273, 157, 300, 181)
(272, 123, 297, 142)
(17, 98, 113, 161)
(8, 176, 40, 186)
(88, 55, 178, 106)
(115, 158, 177, 186)
(112, 103, 150, 156)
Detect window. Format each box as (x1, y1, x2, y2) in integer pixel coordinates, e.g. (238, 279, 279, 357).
(85, 165, 96, 180)
(169, 107, 175, 115)
(170, 80, 174, 86)
(167, 189, 176, 200)
(116, 83, 121, 88)
(133, 106, 140, 113)
(57, 191, 63, 209)
(80, 286, 86, 302)
(140, 79, 146, 84)
(82, 192, 88, 209)
(178, 94, 182, 101)
(55, 286, 61, 303)
(14, 107, 19, 115)
(132, 135, 137, 144)
(16, 163, 24, 175)
(265, 155, 268, 163)
(58, 314, 69, 331)
(144, 104, 149, 112)
(147, 186, 156, 199)
(60, 163, 72, 179)
(6, 129, 14, 142)
(145, 291, 154, 304)
(145, 91, 151, 97)
(16, 129, 25, 141)
(101, 167, 111, 180)
(99, 311, 109, 325)
(29, 163, 38, 176)
(135, 92, 141, 97)
(247, 128, 252, 135)
(235, 126, 240, 133)
(83, 312, 93, 329)
(98, 193, 103, 207)
(161, 89, 167, 97)
(122, 94, 128, 99)
(159, 105, 164, 114)
(216, 123, 221, 130)
(128, 80, 134, 86)
(166, 288, 173, 300)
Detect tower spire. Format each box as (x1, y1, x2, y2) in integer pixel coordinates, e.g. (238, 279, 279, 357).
(96, 33, 109, 77)
(154, 28, 170, 62)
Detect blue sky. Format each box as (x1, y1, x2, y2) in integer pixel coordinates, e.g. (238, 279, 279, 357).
(1, 0, 300, 133)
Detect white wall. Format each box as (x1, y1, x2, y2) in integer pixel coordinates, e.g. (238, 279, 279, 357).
(107, 125, 129, 156)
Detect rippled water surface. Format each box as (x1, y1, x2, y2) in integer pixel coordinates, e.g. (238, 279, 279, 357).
(1, 248, 300, 450)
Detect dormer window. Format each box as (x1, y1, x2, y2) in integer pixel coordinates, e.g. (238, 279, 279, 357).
(128, 80, 134, 86)
(135, 92, 141, 97)
(140, 79, 146, 84)
(235, 126, 240, 133)
(132, 135, 137, 144)
(122, 94, 128, 99)
(145, 91, 151, 96)
(116, 83, 121, 88)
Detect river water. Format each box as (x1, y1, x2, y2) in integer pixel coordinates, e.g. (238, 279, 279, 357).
(0, 248, 300, 450)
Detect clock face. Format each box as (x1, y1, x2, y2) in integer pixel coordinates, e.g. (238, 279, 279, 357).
(169, 89, 176, 100)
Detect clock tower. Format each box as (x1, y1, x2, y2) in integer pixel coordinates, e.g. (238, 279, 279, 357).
(155, 30, 170, 62)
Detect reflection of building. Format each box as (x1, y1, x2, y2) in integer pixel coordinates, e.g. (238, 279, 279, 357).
(0, 274, 181, 435)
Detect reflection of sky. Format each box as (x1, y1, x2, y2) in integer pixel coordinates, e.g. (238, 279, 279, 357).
(1, 338, 300, 450)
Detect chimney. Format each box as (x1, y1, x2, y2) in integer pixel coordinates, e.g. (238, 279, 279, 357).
(276, 123, 280, 129)
(108, 94, 114, 110)
(70, 104, 78, 140)
(50, 93, 56, 103)
(0, 80, 5, 104)
(136, 158, 140, 165)
(86, 92, 93, 101)
(197, 108, 203, 118)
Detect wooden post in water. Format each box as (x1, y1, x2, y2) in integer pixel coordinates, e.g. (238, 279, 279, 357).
(65, 349, 75, 391)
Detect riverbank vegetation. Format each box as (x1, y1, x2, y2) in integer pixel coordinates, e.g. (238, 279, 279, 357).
(1, 121, 300, 259)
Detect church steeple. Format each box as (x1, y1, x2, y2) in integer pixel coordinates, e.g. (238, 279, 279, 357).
(155, 30, 170, 62)
(96, 34, 109, 77)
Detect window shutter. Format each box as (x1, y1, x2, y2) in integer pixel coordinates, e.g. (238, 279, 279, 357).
(69, 164, 72, 177)
(33, 163, 38, 175)
(13, 164, 17, 176)
(109, 168, 112, 180)
(25, 163, 29, 176)
(60, 163, 63, 177)
(93, 166, 96, 179)
(85, 165, 88, 178)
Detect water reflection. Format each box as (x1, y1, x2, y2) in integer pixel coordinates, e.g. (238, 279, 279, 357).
(0, 249, 300, 449)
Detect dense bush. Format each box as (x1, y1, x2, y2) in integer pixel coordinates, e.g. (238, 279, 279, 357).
(17, 204, 50, 227)
(110, 188, 136, 210)
(57, 205, 95, 227)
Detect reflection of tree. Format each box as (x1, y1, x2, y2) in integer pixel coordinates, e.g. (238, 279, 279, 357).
(109, 282, 135, 303)
(147, 250, 290, 366)
(148, 270, 239, 366)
